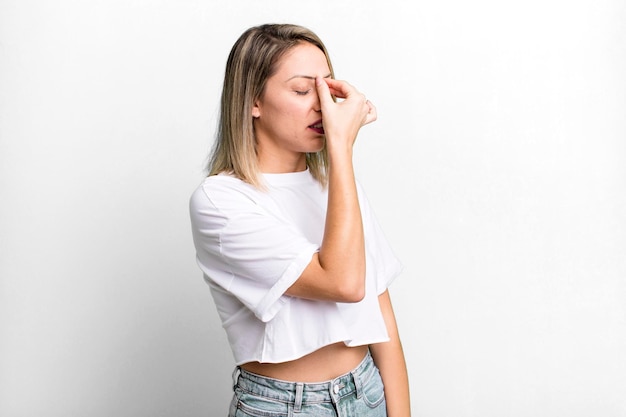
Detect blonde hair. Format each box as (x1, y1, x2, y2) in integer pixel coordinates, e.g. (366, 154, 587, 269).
(207, 24, 335, 188)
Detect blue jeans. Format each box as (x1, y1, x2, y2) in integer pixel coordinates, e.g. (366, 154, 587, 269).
(229, 351, 387, 416)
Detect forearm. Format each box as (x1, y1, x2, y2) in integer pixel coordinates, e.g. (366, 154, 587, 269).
(371, 340, 411, 416)
(370, 291, 411, 416)
(286, 149, 366, 302)
(318, 152, 366, 297)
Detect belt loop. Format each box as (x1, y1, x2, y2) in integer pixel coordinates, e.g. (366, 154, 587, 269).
(231, 366, 241, 391)
(294, 382, 304, 412)
(351, 370, 363, 399)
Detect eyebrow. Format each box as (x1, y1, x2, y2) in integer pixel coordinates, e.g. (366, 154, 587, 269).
(286, 73, 332, 81)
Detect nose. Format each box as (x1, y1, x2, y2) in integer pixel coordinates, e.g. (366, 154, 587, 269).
(313, 92, 322, 112)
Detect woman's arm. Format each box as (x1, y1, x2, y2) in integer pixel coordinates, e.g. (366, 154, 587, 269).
(286, 77, 376, 303)
(370, 290, 411, 417)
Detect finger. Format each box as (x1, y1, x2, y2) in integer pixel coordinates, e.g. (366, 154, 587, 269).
(323, 78, 357, 100)
(315, 76, 334, 107)
(363, 100, 378, 125)
(324, 80, 346, 99)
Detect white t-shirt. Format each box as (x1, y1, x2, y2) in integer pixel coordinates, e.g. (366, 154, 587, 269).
(189, 169, 403, 365)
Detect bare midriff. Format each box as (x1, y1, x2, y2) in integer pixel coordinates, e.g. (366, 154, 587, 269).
(240, 342, 369, 383)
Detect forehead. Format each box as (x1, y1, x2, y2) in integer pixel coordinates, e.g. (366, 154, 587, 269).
(274, 42, 330, 79)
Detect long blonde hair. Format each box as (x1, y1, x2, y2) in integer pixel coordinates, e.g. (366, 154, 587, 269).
(207, 24, 334, 188)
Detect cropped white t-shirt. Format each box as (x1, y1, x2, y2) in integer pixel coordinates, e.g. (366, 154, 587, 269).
(189, 169, 403, 365)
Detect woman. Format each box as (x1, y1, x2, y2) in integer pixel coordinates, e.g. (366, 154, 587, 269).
(189, 23, 410, 416)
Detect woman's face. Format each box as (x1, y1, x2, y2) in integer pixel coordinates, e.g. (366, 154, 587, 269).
(252, 42, 331, 173)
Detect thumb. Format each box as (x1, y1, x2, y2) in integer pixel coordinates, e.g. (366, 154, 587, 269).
(315, 77, 333, 108)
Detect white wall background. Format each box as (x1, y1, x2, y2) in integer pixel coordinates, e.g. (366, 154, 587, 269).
(1, 0, 625, 416)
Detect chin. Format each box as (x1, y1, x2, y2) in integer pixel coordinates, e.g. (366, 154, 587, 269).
(307, 137, 325, 153)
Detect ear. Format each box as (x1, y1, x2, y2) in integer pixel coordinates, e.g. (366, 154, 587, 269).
(252, 100, 261, 118)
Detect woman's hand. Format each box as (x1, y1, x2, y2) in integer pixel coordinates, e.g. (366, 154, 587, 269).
(315, 77, 377, 151)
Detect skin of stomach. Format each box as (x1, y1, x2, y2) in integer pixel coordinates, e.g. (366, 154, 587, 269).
(240, 342, 369, 382)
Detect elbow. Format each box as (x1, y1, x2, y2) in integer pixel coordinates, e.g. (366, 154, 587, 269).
(336, 276, 366, 303)
(344, 288, 366, 303)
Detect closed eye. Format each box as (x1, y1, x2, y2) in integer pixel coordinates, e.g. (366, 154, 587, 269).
(295, 89, 311, 96)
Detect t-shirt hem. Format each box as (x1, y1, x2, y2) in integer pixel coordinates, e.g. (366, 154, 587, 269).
(233, 336, 391, 366)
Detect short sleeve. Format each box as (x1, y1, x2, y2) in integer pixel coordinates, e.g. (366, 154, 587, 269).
(189, 177, 319, 322)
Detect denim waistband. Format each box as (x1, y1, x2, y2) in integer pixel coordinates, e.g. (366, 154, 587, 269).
(233, 350, 375, 407)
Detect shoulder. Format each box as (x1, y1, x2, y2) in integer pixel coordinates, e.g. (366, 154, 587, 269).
(190, 174, 262, 208)
(191, 175, 263, 200)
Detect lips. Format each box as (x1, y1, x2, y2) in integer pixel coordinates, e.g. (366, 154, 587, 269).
(308, 120, 324, 134)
